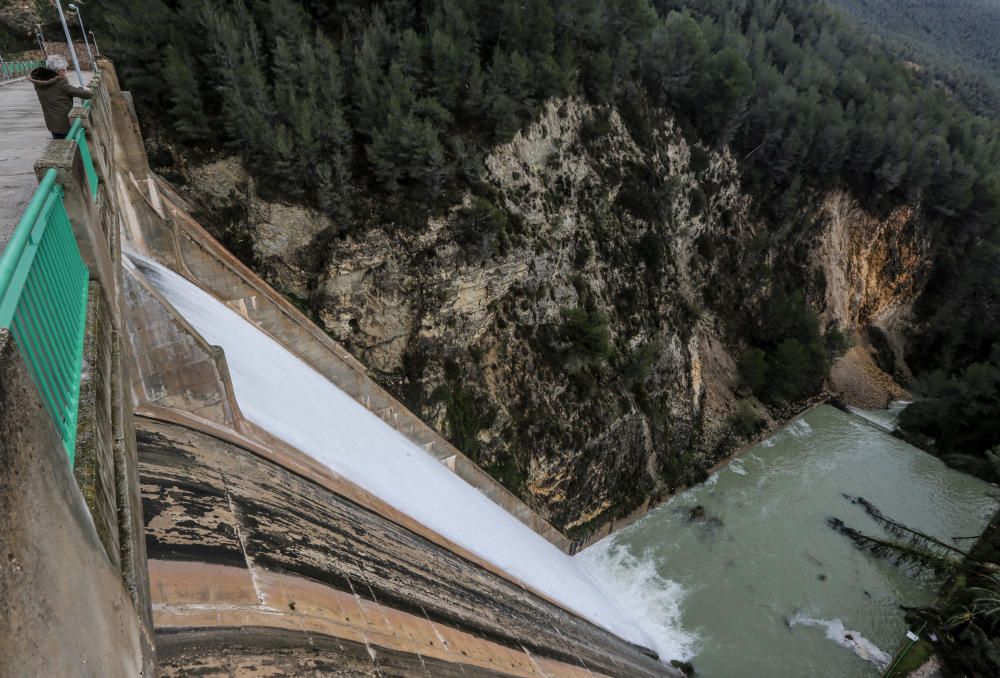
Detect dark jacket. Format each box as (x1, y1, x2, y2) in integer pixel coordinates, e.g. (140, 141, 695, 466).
(29, 67, 92, 135)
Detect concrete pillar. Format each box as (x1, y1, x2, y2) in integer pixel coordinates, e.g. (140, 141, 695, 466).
(34, 139, 118, 320)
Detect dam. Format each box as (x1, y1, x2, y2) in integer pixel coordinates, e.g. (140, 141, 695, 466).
(0, 58, 677, 676)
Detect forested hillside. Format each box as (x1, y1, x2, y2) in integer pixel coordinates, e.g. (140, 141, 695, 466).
(828, 0, 1000, 115)
(83, 0, 1000, 520)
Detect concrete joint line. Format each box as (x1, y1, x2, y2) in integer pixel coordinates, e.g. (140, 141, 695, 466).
(218, 469, 264, 606)
(518, 644, 551, 678)
(545, 618, 594, 675)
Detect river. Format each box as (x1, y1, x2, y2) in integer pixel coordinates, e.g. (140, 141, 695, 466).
(578, 404, 998, 676)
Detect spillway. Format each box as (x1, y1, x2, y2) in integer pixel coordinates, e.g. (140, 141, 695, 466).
(129, 252, 665, 658)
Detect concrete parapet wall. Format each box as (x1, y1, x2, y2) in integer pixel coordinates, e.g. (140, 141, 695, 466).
(0, 329, 154, 677)
(74, 280, 119, 566)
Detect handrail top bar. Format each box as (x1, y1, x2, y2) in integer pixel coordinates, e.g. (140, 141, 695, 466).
(0, 168, 59, 295)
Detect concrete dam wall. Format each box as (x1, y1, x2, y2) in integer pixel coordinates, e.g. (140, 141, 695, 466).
(0, 59, 677, 676)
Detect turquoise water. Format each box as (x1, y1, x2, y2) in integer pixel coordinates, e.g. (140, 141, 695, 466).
(578, 405, 998, 677)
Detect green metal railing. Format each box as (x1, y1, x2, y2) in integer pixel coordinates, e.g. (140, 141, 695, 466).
(1, 60, 43, 80)
(68, 107, 99, 199)
(0, 169, 90, 464)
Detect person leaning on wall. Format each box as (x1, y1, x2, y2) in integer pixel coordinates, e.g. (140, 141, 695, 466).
(28, 55, 91, 139)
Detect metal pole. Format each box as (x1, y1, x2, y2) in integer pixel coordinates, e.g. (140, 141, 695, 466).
(89, 32, 100, 57)
(0, 54, 9, 80)
(36, 24, 47, 57)
(68, 4, 95, 70)
(53, 0, 85, 87)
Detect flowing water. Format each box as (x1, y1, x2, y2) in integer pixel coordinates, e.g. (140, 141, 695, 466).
(128, 253, 656, 651)
(579, 405, 998, 676)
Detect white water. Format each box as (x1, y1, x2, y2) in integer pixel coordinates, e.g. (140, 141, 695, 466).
(128, 254, 659, 654)
(789, 613, 892, 670)
(577, 534, 701, 662)
(848, 400, 910, 432)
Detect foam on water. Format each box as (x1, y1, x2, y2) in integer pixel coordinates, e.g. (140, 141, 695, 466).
(728, 458, 748, 476)
(128, 253, 657, 653)
(847, 401, 909, 432)
(790, 613, 892, 670)
(787, 418, 813, 438)
(578, 539, 700, 663)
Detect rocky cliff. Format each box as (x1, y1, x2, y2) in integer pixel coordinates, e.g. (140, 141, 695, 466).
(163, 97, 932, 537)
(816, 192, 931, 407)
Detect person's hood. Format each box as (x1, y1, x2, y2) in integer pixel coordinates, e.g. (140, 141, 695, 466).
(29, 67, 61, 86)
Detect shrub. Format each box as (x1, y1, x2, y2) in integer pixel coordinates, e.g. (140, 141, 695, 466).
(899, 352, 1000, 470)
(441, 382, 495, 462)
(621, 342, 660, 387)
(738, 347, 768, 393)
(767, 338, 826, 402)
(689, 145, 711, 174)
(726, 399, 762, 439)
(580, 110, 613, 144)
(824, 324, 852, 360)
(561, 306, 612, 361)
(454, 195, 516, 255)
(689, 186, 707, 215)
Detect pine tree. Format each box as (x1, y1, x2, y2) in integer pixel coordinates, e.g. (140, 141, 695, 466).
(162, 45, 210, 142)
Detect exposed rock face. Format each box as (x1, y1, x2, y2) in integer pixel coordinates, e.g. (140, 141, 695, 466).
(816, 191, 928, 336)
(814, 191, 932, 404)
(183, 157, 330, 298)
(171, 98, 931, 536)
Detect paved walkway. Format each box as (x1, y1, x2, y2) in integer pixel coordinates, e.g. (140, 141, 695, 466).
(0, 71, 92, 251)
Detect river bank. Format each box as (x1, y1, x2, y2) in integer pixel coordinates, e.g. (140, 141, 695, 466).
(568, 393, 830, 554)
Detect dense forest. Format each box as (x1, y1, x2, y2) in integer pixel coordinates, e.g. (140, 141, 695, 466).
(829, 0, 1000, 116)
(88, 0, 1000, 469)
